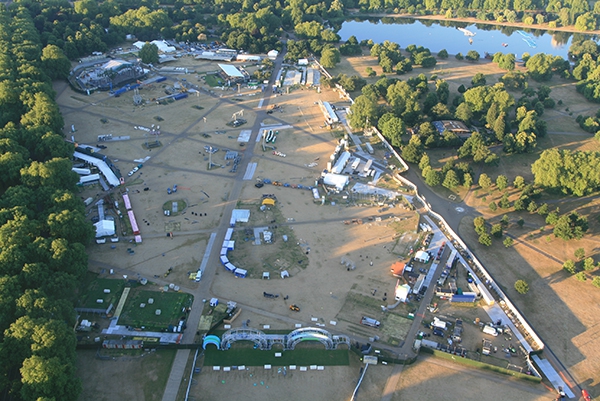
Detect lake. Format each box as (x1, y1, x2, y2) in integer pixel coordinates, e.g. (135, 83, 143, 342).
(338, 18, 598, 59)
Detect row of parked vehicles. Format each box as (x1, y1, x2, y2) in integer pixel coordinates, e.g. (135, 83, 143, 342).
(127, 163, 144, 177)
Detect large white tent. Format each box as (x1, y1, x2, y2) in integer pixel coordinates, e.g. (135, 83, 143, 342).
(415, 250, 430, 263)
(322, 173, 349, 190)
(218, 64, 244, 79)
(395, 283, 411, 303)
(94, 220, 115, 238)
(133, 40, 176, 53)
(101, 59, 132, 71)
(230, 209, 250, 226)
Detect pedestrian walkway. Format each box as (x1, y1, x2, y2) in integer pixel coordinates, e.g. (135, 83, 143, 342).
(531, 355, 575, 398)
(162, 349, 191, 401)
(113, 287, 130, 317)
(380, 364, 405, 401)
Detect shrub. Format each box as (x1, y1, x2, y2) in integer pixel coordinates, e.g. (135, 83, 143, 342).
(514, 279, 529, 294)
(563, 259, 577, 274)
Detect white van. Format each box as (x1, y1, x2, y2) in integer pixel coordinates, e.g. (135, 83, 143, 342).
(360, 316, 381, 328)
(482, 325, 498, 336)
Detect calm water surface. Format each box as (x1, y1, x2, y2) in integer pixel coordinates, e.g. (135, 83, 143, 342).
(338, 18, 598, 59)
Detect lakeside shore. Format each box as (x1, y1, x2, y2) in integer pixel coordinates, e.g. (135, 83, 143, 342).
(349, 12, 600, 36)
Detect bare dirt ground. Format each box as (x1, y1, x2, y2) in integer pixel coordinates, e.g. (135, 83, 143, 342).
(393, 356, 554, 401)
(76, 349, 176, 401)
(191, 352, 553, 401)
(334, 50, 600, 394)
(60, 54, 565, 400)
(459, 215, 600, 392)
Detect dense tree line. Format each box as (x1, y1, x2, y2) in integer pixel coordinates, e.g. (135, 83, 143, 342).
(7, 0, 600, 69)
(0, 6, 93, 401)
(532, 148, 600, 196)
(356, 0, 594, 29)
(571, 40, 600, 103)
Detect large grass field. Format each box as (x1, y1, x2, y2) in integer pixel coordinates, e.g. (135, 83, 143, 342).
(204, 73, 223, 87)
(77, 275, 127, 309)
(203, 345, 349, 366)
(118, 289, 193, 331)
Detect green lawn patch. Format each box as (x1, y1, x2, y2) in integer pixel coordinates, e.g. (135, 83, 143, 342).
(204, 74, 222, 87)
(381, 313, 412, 340)
(78, 276, 126, 309)
(203, 345, 349, 366)
(162, 199, 187, 216)
(118, 289, 193, 331)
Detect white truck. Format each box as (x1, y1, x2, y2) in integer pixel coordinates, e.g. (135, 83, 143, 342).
(432, 318, 447, 331)
(482, 325, 498, 336)
(360, 316, 380, 328)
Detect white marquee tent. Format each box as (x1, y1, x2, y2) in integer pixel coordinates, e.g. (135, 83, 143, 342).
(94, 220, 115, 238)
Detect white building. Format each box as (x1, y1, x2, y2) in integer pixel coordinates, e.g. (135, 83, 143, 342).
(230, 209, 250, 226)
(414, 250, 430, 263)
(322, 173, 349, 190)
(94, 220, 115, 238)
(133, 40, 176, 53)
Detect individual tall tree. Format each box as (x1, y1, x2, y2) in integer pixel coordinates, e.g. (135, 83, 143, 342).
(425, 169, 441, 186)
(349, 95, 378, 129)
(139, 42, 159, 64)
(496, 175, 508, 191)
(553, 212, 588, 240)
(479, 233, 492, 246)
(401, 135, 424, 164)
(320, 47, 341, 69)
(442, 170, 459, 189)
(474, 216, 486, 235)
(478, 173, 492, 189)
(418, 153, 430, 171)
(41, 45, 71, 80)
(378, 114, 405, 147)
(463, 173, 473, 188)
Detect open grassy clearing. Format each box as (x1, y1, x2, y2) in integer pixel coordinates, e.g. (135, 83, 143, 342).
(77, 274, 127, 309)
(203, 345, 349, 366)
(76, 349, 176, 401)
(118, 289, 193, 331)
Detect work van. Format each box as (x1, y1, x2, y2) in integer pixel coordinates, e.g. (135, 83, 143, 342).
(360, 316, 381, 328)
(482, 325, 498, 336)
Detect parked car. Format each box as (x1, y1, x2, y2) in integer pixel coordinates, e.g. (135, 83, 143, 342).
(433, 329, 445, 338)
(167, 187, 172, 194)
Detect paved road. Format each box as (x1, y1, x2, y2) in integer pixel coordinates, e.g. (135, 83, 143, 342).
(73, 51, 582, 399)
(160, 46, 288, 401)
(396, 167, 582, 399)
